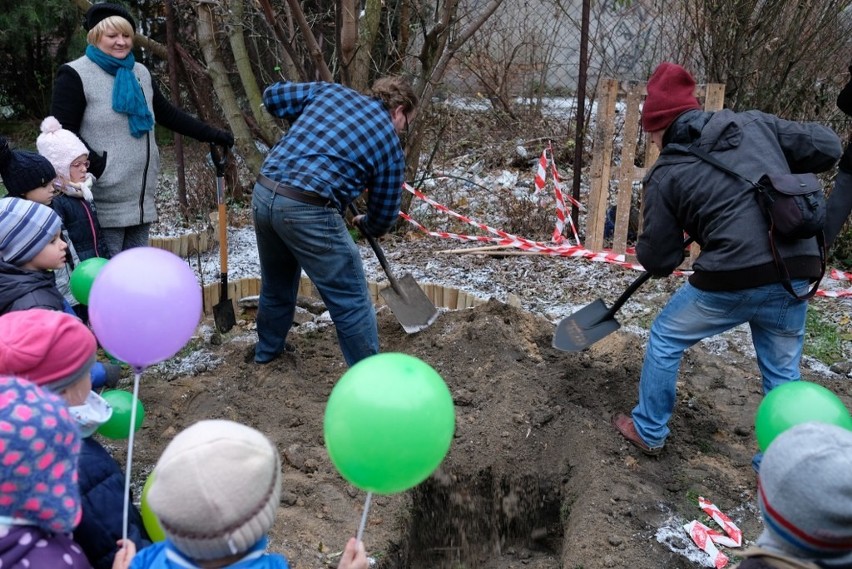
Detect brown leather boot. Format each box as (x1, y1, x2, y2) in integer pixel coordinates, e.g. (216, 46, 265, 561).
(611, 412, 663, 456)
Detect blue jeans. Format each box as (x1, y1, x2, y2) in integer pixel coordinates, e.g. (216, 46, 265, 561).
(632, 280, 809, 450)
(252, 183, 378, 366)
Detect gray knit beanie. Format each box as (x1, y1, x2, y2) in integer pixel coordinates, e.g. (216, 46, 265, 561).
(148, 420, 282, 561)
(0, 198, 62, 265)
(757, 422, 852, 565)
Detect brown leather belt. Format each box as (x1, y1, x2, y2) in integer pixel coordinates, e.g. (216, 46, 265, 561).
(256, 174, 333, 207)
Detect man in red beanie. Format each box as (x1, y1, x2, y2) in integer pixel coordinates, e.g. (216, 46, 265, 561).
(612, 62, 841, 472)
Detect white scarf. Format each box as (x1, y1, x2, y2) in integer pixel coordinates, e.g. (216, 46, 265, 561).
(61, 173, 95, 202)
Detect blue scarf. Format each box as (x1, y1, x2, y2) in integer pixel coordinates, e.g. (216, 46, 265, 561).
(85, 45, 154, 138)
(129, 538, 290, 569)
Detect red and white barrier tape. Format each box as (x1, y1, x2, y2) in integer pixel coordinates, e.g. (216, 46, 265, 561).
(403, 148, 852, 298)
(401, 184, 644, 270)
(532, 143, 583, 245)
(699, 497, 742, 547)
(684, 521, 730, 569)
(683, 497, 742, 568)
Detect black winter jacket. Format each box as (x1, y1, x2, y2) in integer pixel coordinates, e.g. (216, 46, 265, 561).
(73, 438, 151, 569)
(639, 109, 841, 291)
(0, 261, 65, 314)
(52, 194, 111, 261)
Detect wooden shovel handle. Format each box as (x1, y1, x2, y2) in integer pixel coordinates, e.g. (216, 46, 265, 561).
(347, 204, 403, 295)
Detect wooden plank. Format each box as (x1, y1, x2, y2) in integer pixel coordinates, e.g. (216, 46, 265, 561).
(203, 283, 214, 315)
(444, 287, 458, 310)
(613, 81, 643, 255)
(586, 78, 619, 252)
(703, 83, 726, 112)
(368, 281, 381, 305)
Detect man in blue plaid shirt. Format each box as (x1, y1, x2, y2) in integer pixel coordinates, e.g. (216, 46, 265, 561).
(251, 77, 418, 366)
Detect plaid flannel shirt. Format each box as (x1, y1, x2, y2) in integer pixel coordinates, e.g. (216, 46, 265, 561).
(260, 81, 405, 236)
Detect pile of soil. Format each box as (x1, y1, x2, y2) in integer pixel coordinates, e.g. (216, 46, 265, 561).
(109, 294, 852, 569)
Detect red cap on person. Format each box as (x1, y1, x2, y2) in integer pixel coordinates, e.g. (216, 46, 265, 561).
(0, 309, 97, 392)
(642, 62, 702, 133)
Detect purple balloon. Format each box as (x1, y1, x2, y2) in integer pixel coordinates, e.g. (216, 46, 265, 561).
(89, 247, 201, 370)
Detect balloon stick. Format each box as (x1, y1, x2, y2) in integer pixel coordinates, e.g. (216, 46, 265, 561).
(356, 492, 372, 543)
(121, 372, 142, 542)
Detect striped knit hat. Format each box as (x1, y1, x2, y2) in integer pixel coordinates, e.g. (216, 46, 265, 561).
(0, 376, 82, 533)
(0, 197, 62, 266)
(757, 422, 852, 563)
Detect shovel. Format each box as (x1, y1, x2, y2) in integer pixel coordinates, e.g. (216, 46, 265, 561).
(553, 237, 694, 352)
(210, 143, 236, 333)
(349, 205, 438, 333)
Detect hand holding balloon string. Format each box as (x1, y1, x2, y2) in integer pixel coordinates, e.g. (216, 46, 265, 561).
(78, 248, 202, 545)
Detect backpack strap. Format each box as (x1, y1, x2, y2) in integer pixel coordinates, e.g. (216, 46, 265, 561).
(673, 144, 760, 187)
(769, 228, 825, 300)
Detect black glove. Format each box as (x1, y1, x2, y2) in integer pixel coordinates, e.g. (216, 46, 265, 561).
(89, 150, 107, 179)
(211, 129, 234, 148)
(838, 65, 852, 117)
(840, 143, 852, 174)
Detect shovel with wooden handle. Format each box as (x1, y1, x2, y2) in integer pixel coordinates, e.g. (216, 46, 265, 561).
(349, 205, 438, 333)
(553, 237, 694, 352)
(210, 143, 236, 333)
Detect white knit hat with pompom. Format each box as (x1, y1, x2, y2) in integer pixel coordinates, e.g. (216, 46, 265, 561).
(36, 116, 88, 179)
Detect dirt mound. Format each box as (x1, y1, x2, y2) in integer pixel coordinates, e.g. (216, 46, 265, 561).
(113, 298, 852, 569)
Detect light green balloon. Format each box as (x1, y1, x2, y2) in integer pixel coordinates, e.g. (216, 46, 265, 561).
(70, 257, 109, 305)
(96, 390, 145, 440)
(140, 471, 166, 542)
(755, 381, 852, 451)
(324, 353, 455, 494)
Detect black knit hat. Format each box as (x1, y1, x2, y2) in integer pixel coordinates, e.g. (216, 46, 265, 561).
(0, 137, 56, 197)
(83, 2, 136, 32)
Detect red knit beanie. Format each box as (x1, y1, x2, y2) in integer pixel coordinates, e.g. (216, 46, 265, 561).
(642, 62, 702, 133)
(0, 309, 97, 392)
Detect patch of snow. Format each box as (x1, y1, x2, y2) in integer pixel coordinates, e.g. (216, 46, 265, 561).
(655, 517, 717, 568)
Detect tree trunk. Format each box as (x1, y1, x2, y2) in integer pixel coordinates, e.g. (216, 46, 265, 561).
(226, 0, 281, 146)
(195, 2, 263, 174)
(165, 0, 187, 217)
(339, 0, 358, 85)
(255, 0, 304, 81)
(398, 0, 505, 217)
(285, 0, 333, 82)
(351, 0, 383, 90)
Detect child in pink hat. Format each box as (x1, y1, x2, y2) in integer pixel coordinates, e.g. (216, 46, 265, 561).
(0, 309, 151, 569)
(36, 116, 111, 262)
(37, 116, 112, 324)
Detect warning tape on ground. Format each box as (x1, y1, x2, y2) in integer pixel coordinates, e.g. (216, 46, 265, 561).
(683, 498, 742, 568)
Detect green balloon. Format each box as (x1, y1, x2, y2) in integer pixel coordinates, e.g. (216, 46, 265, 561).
(140, 471, 166, 542)
(70, 257, 109, 305)
(755, 381, 852, 451)
(97, 390, 145, 440)
(324, 353, 455, 494)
